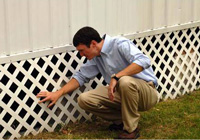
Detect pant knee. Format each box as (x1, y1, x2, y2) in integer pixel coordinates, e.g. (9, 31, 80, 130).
(118, 76, 138, 91)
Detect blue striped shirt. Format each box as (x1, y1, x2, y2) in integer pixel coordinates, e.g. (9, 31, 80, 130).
(72, 34, 157, 87)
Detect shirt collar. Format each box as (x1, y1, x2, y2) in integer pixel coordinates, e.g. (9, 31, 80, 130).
(101, 34, 111, 55)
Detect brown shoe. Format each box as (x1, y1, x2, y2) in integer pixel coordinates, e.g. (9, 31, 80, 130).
(118, 128, 140, 139)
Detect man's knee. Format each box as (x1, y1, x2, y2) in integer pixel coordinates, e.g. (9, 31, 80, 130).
(118, 76, 137, 89)
(117, 76, 139, 98)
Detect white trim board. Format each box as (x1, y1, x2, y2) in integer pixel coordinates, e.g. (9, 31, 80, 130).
(0, 45, 74, 64)
(124, 21, 200, 39)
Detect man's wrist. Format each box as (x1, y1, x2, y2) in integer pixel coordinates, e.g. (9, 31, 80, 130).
(111, 74, 120, 81)
(57, 89, 64, 96)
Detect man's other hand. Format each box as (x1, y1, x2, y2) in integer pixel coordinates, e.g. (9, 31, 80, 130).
(108, 78, 117, 101)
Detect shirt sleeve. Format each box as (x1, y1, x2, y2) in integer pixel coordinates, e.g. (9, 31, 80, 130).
(72, 59, 100, 86)
(118, 40, 151, 69)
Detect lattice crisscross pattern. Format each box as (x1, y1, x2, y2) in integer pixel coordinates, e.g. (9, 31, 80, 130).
(132, 27, 200, 100)
(0, 26, 200, 139)
(0, 51, 106, 139)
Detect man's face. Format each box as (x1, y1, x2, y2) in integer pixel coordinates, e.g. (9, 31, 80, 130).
(76, 42, 98, 60)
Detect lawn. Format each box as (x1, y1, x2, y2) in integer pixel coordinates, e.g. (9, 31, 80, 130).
(21, 90, 200, 139)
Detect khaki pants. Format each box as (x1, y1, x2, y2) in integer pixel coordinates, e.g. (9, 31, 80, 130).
(78, 76, 158, 133)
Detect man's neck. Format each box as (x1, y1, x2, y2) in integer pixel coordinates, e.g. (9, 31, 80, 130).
(99, 39, 104, 52)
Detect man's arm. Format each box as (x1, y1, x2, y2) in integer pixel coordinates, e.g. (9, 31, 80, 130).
(115, 63, 143, 78)
(37, 78, 80, 108)
(108, 63, 143, 101)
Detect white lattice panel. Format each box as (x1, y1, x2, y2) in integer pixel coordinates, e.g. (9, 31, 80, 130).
(0, 27, 200, 139)
(132, 26, 200, 100)
(0, 51, 106, 139)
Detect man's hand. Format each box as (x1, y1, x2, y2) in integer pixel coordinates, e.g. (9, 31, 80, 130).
(108, 78, 118, 101)
(36, 91, 63, 108)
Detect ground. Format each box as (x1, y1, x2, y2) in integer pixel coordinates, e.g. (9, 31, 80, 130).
(21, 90, 200, 139)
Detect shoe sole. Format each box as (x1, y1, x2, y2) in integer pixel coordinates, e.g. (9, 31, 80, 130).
(117, 132, 140, 139)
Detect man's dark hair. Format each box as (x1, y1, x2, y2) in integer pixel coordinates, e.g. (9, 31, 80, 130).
(73, 26, 102, 47)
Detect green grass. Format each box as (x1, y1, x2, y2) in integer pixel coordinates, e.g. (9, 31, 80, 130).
(21, 90, 200, 139)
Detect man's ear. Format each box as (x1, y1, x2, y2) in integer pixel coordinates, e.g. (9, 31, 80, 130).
(90, 40, 97, 47)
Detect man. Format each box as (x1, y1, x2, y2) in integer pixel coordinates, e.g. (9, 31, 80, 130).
(37, 26, 158, 139)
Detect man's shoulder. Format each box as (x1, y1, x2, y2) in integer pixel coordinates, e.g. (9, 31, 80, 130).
(109, 36, 129, 46)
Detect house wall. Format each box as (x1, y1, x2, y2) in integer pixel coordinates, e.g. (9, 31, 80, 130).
(0, 0, 200, 60)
